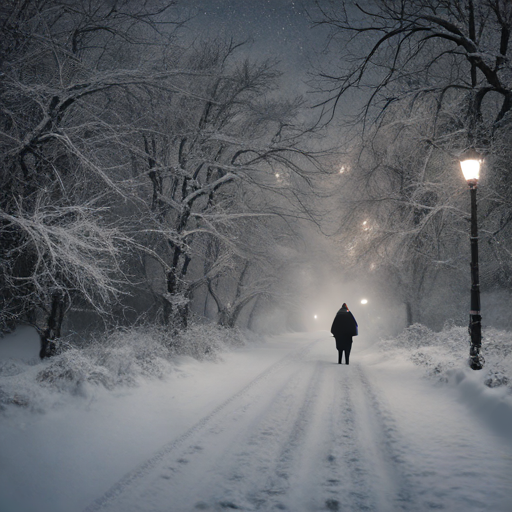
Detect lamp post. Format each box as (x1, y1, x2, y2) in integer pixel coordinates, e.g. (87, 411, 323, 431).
(459, 148, 484, 370)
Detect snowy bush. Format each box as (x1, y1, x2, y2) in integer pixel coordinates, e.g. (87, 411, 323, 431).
(380, 323, 512, 391)
(171, 323, 245, 360)
(37, 348, 114, 391)
(0, 323, 246, 410)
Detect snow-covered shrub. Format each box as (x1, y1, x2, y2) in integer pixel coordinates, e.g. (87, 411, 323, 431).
(37, 348, 113, 391)
(171, 323, 245, 360)
(36, 324, 245, 392)
(34, 329, 173, 394)
(93, 327, 175, 385)
(0, 323, 246, 409)
(380, 323, 512, 391)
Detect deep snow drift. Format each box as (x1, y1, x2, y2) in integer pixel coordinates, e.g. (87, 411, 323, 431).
(0, 324, 511, 512)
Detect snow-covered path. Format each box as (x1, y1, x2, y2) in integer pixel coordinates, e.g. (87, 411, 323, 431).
(2, 332, 512, 512)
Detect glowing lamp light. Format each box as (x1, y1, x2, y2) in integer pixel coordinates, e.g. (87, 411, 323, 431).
(459, 148, 482, 183)
(314, 314, 318, 319)
(361, 299, 368, 305)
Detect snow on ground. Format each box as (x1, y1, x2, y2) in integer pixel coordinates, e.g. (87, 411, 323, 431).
(1, 325, 511, 512)
(379, 323, 512, 441)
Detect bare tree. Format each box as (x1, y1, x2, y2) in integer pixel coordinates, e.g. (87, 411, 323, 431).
(312, 0, 512, 140)
(0, 0, 182, 351)
(201, 208, 304, 329)
(311, 0, 512, 325)
(0, 1, 329, 349)
(333, 99, 471, 326)
(125, 39, 326, 327)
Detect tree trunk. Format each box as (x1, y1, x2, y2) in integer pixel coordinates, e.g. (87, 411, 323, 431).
(39, 292, 66, 359)
(247, 296, 262, 331)
(405, 301, 414, 328)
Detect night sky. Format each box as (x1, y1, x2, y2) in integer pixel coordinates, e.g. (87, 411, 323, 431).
(184, 1, 327, 95)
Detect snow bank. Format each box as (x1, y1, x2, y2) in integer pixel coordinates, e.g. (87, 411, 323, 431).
(0, 323, 245, 413)
(379, 323, 512, 440)
(380, 323, 511, 389)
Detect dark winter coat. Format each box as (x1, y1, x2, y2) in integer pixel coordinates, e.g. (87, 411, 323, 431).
(331, 308, 358, 349)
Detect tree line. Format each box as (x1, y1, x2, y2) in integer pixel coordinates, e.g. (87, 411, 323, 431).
(311, 0, 512, 328)
(0, 0, 328, 356)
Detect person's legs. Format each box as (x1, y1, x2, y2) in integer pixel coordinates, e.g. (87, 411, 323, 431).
(344, 342, 353, 364)
(338, 350, 342, 364)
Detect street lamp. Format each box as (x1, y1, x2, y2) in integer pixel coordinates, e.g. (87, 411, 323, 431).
(460, 148, 484, 370)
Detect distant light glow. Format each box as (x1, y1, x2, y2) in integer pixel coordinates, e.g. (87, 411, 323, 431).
(361, 299, 368, 305)
(275, 173, 280, 178)
(314, 314, 318, 319)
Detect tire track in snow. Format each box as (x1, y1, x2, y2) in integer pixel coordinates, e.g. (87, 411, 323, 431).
(352, 365, 416, 511)
(312, 363, 416, 512)
(231, 359, 325, 510)
(183, 359, 387, 512)
(82, 337, 323, 512)
(136, 356, 326, 511)
(321, 364, 377, 512)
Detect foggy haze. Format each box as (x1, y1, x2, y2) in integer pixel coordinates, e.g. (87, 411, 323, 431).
(1, 0, 511, 360)
(2, 2, 512, 511)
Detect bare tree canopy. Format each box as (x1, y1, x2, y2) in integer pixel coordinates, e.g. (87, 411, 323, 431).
(0, 1, 330, 350)
(312, 0, 512, 140)
(312, 0, 512, 326)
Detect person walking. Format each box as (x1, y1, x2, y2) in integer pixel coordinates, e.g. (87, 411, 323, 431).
(331, 303, 358, 365)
